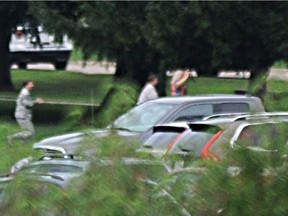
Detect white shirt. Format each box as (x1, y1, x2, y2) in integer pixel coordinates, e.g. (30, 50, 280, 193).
(137, 83, 158, 105)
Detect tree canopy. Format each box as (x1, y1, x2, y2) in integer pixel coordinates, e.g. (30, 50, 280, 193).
(0, 2, 28, 90)
(2, 1, 288, 94)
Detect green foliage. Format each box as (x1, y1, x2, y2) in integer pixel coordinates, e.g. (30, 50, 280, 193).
(0, 136, 168, 215)
(70, 47, 99, 62)
(3, 2, 288, 91)
(91, 79, 139, 128)
(0, 178, 64, 215)
(272, 60, 288, 69)
(3, 134, 288, 215)
(187, 149, 288, 216)
(29, 1, 162, 89)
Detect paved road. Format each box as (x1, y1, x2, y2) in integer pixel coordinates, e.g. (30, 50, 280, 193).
(11, 62, 288, 80)
(11, 61, 116, 75)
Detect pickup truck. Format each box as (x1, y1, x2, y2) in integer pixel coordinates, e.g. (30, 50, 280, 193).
(33, 94, 265, 155)
(9, 25, 73, 70)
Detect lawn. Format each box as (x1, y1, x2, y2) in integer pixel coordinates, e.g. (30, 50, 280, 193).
(0, 68, 288, 173)
(1, 69, 114, 103)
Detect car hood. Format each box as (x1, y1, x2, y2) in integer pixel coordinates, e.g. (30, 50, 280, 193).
(33, 129, 143, 155)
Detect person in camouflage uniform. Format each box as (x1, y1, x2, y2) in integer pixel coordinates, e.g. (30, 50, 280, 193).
(8, 80, 44, 144)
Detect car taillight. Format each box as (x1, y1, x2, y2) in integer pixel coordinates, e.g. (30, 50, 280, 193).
(201, 130, 223, 160)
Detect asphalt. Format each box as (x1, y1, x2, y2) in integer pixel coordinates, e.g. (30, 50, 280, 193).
(11, 61, 116, 75)
(11, 61, 288, 80)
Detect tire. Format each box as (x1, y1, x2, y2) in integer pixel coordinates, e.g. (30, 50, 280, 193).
(54, 61, 68, 70)
(18, 62, 27, 69)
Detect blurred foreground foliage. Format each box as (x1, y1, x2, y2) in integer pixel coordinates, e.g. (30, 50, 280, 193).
(2, 132, 288, 215)
(0, 136, 168, 215)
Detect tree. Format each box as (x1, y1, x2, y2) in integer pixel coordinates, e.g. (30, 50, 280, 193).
(145, 2, 288, 96)
(144, 2, 216, 75)
(201, 2, 288, 92)
(3, 1, 288, 96)
(0, 2, 28, 90)
(29, 1, 166, 94)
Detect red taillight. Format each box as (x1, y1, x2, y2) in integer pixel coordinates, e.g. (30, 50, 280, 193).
(201, 130, 223, 160)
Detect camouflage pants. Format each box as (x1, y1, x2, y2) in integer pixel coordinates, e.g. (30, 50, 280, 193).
(11, 118, 35, 141)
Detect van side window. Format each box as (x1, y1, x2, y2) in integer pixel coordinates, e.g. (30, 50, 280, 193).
(213, 103, 249, 113)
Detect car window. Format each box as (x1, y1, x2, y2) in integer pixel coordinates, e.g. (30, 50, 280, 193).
(208, 121, 288, 160)
(21, 164, 83, 174)
(174, 103, 250, 122)
(112, 102, 176, 132)
(236, 123, 288, 150)
(214, 103, 249, 113)
(174, 104, 213, 121)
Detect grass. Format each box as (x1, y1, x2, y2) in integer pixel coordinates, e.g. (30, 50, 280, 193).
(0, 117, 68, 173)
(0, 68, 287, 174)
(4, 69, 114, 103)
(185, 77, 249, 95)
(2, 70, 250, 101)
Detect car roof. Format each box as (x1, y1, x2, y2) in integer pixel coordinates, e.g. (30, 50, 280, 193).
(146, 94, 259, 105)
(185, 112, 288, 132)
(151, 112, 287, 133)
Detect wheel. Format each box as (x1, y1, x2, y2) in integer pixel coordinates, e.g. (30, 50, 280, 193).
(18, 62, 27, 69)
(54, 61, 68, 70)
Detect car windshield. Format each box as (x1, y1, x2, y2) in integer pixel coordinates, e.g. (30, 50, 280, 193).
(111, 102, 176, 132)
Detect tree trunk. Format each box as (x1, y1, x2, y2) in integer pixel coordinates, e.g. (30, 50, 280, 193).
(0, 21, 13, 91)
(115, 48, 164, 95)
(157, 61, 167, 97)
(114, 54, 128, 78)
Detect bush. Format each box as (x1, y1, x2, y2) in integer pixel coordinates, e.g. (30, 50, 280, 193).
(89, 79, 139, 128)
(0, 135, 168, 215)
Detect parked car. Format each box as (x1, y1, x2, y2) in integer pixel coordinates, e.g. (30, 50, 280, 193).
(204, 112, 288, 160)
(139, 115, 241, 167)
(142, 113, 288, 166)
(0, 154, 89, 191)
(0, 154, 170, 206)
(147, 113, 288, 215)
(9, 25, 73, 70)
(33, 94, 265, 155)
